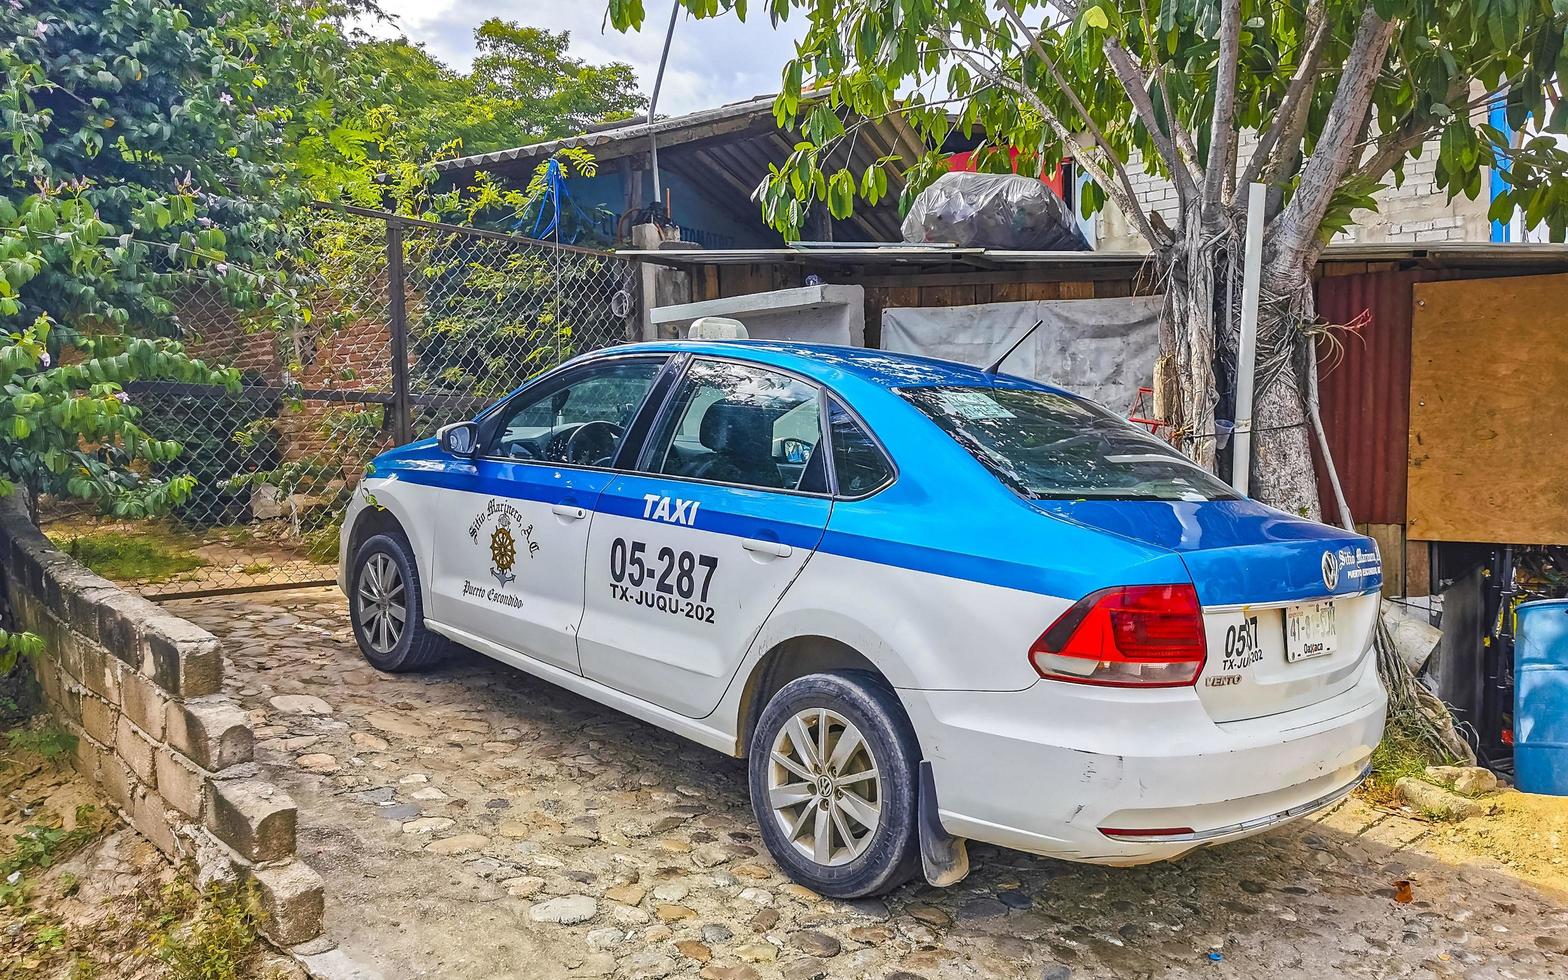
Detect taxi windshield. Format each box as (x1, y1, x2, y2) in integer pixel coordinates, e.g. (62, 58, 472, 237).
(899, 385, 1238, 502)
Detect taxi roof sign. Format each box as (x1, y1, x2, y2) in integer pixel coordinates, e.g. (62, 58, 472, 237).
(688, 316, 749, 340)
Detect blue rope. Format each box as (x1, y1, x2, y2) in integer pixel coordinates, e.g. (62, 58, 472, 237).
(524, 159, 604, 243)
(531, 158, 566, 240)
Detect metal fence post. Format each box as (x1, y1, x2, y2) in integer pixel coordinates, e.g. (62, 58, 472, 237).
(385, 217, 413, 445)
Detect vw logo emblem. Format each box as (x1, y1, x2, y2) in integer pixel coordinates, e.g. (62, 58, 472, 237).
(1321, 551, 1339, 591)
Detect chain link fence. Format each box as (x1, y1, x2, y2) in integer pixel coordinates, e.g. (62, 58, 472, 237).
(46, 206, 640, 599)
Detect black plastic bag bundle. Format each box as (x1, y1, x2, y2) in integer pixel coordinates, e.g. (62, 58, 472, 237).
(901, 171, 1090, 250)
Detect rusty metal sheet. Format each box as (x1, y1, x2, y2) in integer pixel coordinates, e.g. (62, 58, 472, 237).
(1314, 270, 1419, 526)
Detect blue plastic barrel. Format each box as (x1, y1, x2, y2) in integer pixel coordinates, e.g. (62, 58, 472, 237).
(1515, 599, 1568, 795)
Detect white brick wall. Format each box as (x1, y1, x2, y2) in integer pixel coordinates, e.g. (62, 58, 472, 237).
(1095, 133, 1492, 251)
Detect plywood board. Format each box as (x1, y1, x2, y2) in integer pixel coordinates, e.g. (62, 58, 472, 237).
(1407, 272, 1568, 544)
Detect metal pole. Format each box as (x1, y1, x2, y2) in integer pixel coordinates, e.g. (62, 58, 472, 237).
(385, 218, 413, 445)
(647, 1, 679, 205)
(1231, 182, 1266, 495)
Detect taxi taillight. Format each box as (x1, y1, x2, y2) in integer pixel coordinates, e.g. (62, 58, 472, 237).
(1030, 584, 1207, 687)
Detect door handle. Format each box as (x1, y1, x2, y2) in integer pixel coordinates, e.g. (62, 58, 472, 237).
(551, 504, 588, 521)
(742, 538, 792, 559)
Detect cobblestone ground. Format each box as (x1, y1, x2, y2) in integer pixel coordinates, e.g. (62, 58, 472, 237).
(169, 588, 1568, 980)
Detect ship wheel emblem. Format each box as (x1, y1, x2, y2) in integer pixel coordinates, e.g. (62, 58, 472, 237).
(490, 525, 517, 587)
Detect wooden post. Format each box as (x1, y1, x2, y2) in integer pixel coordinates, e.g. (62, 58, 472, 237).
(385, 219, 413, 444)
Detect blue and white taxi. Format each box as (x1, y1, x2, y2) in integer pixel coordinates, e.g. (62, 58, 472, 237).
(338, 339, 1386, 897)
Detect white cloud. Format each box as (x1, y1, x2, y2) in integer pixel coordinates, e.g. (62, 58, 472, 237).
(360, 0, 805, 117)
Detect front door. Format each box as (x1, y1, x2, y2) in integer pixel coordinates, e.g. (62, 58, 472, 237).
(425, 355, 668, 673)
(578, 357, 832, 717)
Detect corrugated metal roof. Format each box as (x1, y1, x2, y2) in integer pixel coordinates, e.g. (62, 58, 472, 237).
(433, 92, 931, 244)
(434, 94, 785, 173)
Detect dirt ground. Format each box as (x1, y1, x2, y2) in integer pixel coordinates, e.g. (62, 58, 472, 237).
(0, 735, 305, 980)
(162, 586, 1568, 980)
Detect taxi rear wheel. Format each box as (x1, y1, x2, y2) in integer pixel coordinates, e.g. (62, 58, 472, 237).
(350, 532, 447, 672)
(748, 671, 921, 898)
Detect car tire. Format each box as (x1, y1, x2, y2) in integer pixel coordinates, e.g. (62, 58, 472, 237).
(748, 671, 921, 898)
(348, 532, 447, 672)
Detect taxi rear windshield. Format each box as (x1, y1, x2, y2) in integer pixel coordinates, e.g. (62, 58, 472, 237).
(899, 386, 1238, 502)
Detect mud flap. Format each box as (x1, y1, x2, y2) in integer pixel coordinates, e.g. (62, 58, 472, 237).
(918, 760, 970, 887)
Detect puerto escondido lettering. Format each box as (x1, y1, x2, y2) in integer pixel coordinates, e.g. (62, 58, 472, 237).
(463, 579, 525, 608)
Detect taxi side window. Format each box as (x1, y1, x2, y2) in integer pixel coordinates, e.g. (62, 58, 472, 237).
(489, 358, 664, 466)
(645, 359, 823, 491)
(828, 399, 893, 496)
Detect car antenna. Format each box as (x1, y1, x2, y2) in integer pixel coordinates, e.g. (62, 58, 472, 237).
(984, 319, 1044, 374)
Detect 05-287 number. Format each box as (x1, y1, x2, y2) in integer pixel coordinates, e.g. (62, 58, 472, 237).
(608, 537, 718, 623)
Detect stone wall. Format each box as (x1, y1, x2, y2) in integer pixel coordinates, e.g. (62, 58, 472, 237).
(0, 495, 323, 945)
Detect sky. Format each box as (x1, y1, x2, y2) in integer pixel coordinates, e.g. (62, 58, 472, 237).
(362, 0, 807, 117)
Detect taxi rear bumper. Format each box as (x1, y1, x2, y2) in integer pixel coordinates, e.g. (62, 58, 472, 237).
(897, 655, 1386, 865)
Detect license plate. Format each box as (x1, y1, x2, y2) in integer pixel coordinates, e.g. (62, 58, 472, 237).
(1285, 601, 1337, 663)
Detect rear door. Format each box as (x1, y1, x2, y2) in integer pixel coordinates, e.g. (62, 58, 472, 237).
(577, 357, 833, 717)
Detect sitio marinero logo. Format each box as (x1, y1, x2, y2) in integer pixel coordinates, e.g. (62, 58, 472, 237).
(468, 499, 538, 588)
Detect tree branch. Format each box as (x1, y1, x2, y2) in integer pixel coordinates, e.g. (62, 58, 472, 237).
(990, 0, 1166, 247)
(949, 46, 1161, 246)
(1238, 0, 1330, 190)
(1273, 4, 1398, 270)
(1137, 0, 1203, 173)
(1351, 78, 1493, 184)
(1202, 0, 1244, 208)
(1102, 38, 1199, 205)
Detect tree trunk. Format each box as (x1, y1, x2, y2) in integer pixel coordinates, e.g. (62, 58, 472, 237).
(1161, 225, 1221, 471)
(1251, 362, 1321, 518)
(1158, 230, 1321, 519)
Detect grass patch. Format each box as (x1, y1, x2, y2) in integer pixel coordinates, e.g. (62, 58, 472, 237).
(239, 561, 273, 576)
(144, 881, 266, 980)
(1363, 723, 1445, 807)
(4, 721, 77, 764)
(47, 527, 207, 583)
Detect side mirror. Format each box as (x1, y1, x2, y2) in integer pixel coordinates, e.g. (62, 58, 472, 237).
(437, 421, 479, 458)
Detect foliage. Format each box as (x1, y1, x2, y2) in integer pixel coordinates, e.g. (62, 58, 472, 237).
(0, 0, 348, 332)
(1, 316, 239, 516)
(46, 526, 207, 584)
(146, 881, 264, 980)
(0, 0, 369, 525)
(3, 721, 76, 764)
(0, 628, 43, 680)
(0, 807, 104, 888)
(322, 21, 644, 207)
(608, 0, 1568, 245)
(455, 151, 614, 242)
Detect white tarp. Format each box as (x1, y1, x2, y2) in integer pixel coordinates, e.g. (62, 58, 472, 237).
(881, 295, 1164, 412)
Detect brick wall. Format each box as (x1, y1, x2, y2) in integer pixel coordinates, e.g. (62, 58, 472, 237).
(0, 495, 324, 945)
(176, 291, 402, 473)
(1095, 133, 1491, 251)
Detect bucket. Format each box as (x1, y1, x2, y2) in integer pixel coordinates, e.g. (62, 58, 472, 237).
(1515, 598, 1568, 795)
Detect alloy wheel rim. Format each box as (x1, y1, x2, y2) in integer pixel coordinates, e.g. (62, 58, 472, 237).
(357, 553, 406, 654)
(767, 707, 882, 867)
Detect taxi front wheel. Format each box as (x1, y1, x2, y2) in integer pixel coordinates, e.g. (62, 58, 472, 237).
(349, 532, 448, 672)
(748, 672, 921, 898)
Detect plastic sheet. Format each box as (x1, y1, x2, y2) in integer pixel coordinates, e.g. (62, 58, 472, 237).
(901, 171, 1090, 250)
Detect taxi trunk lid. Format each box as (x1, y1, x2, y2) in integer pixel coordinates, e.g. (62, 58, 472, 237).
(1029, 496, 1384, 723)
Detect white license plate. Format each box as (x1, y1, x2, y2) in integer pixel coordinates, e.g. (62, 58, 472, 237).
(1285, 601, 1337, 663)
